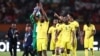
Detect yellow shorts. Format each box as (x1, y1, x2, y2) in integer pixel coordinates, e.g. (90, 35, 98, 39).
(56, 38, 61, 48)
(71, 37, 77, 50)
(37, 38, 47, 51)
(50, 40, 56, 50)
(84, 37, 94, 48)
(60, 40, 71, 49)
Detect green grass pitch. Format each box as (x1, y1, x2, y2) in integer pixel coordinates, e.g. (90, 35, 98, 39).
(0, 51, 100, 56)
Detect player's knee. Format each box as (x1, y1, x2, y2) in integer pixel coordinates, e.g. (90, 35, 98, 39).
(67, 49, 70, 54)
(38, 51, 42, 56)
(52, 50, 55, 54)
(43, 50, 46, 52)
(90, 48, 93, 51)
(61, 49, 64, 53)
(85, 48, 88, 50)
(55, 49, 59, 55)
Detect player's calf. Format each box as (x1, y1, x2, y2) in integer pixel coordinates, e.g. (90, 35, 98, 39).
(43, 50, 47, 56)
(60, 48, 65, 56)
(55, 47, 60, 56)
(37, 51, 42, 56)
(90, 48, 94, 56)
(67, 49, 70, 54)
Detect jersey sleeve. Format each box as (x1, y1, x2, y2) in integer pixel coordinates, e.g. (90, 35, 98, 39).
(71, 25, 76, 31)
(48, 27, 52, 34)
(75, 21, 79, 28)
(92, 24, 96, 30)
(30, 14, 35, 24)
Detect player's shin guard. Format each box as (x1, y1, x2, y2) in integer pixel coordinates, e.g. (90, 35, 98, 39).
(85, 48, 88, 56)
(63, 49, 67, 56)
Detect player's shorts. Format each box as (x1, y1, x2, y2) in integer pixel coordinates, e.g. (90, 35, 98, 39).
(56, 39, 61, 48)
(37, 38, 47, 51)
(60, 40, 71, 49)
(56, 35, 61, 48)
(71, 37, 77, 50)
(50, 40, 56, 50)
(84, 37, 94, 48)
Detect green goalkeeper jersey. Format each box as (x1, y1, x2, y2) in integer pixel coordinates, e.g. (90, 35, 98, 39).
(30, 14, 37, 50)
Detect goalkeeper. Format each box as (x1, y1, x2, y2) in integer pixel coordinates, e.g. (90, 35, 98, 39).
(30, 3, 41, 56)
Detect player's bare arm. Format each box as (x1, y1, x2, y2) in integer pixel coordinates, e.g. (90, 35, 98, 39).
(77, 27, 81, 40)
(89, 29, 96, 38)
(39, 3, 48, 21)
(48, 28, 51, 40)
(54, 13, 63, 21)
(72, 30, 76, 47)
(55, 30, 57, 42)
(33, 7, 40, 22)
(80, 31, 84, 45)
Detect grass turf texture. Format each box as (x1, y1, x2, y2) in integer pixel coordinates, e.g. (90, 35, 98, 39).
(0, 51, 100, 56)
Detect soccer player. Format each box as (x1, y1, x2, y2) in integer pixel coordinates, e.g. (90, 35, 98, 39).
(48, 19, 58, 56)
(57, 17, 75, 56)
(83, 19, 96, 56)
(54, 13, 64, 56)
(67, 13, 80, 56)
(30, 3, 41, 56)
(36, 3, 49, 56)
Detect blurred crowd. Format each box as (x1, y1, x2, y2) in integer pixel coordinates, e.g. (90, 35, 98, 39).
(0, 0, 36, 23)
(0, 0, 100, 23)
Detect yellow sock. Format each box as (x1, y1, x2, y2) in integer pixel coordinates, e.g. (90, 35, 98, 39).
(60, 53, 65, 56)
(85, 49, 88, 56)
(67, 54, 70, 56)
(52, 54, 54, 56)
(63, 53, 66, 56)
(73, 49, 76, 56)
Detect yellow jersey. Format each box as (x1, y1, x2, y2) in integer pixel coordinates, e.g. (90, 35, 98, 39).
(37, 21, 49, 39)
(56, 23, 63, 40)
(83, 24, 95, 38)
(48, 26, 56, 40)
(69, 21, 79, 38)
(58, 23, 74, 42)
(69, 21, 79, 31)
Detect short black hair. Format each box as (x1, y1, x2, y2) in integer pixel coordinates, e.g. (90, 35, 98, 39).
(26, 23, 31, 27)
(35, 0, 40, 3)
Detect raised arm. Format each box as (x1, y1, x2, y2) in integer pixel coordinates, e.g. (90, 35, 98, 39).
(54, 13, 63, 21)
(39, 3, 48, 21)
(30, 3, 40, 23)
